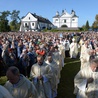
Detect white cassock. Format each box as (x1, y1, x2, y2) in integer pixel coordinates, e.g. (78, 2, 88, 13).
(52, 51, 62, 71)
(0, 85, 13, 98)
(52, 51, 62, 83)
(80, 44, 90, 69)
(4, 75, 38, 98)
(30, 62, 53, 98)
(70, 42, 78, 58)
(45, 60, 59, 97)
(58, 44, 65, 67)
(74, 66, 98, 98)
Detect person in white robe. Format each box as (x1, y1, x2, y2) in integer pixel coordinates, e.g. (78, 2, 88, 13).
(80, 40, 91, 69)
(4, 66, 38, 98)
(0, 85, 13, 98)
(70, 38, 78, 58)
(74, 58, 98, 98)
(57, 42, 65, 67)
(50, 46, 62, 82)
(30, 55, 53, 98)
(45, 53, 59, 97)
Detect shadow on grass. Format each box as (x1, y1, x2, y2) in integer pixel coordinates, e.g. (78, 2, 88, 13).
(56, 58, 80, 98)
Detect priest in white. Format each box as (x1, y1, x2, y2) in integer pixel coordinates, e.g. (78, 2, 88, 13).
(80, 40, 91, 69)
(30, 55, 53, 98)
(45, 53, 59, 97)
(70, 38, 78, 58)
(4, 66, 38, 98)
(74, 58, 98, 98)
(0, 85, 13, 98)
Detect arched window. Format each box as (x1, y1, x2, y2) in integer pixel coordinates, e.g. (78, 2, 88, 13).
(32, 23, 34, 26)
(64, 19, 66, 23)
(25, 23, 28, 27)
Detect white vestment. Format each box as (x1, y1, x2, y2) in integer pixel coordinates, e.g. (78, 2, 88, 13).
(4, 75, 38, 98)
(45, 60, 59, 97)
(74, 66, 98, 98)
(0, 85, 13, 98)
(80, 44, 90, 69)
(70, 42, 78, 58)
(30, 62, 53, 98)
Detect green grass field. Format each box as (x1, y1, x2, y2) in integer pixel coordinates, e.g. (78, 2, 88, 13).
(0, 58, 80, 98)
(56, 58, 80, 98)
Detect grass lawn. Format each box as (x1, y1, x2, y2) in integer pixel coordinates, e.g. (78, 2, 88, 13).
(56, 58, 80, 98)
(0, 58, 80, 98)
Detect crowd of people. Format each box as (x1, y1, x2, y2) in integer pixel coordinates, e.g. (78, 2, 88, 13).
(0, 31, 98, 98)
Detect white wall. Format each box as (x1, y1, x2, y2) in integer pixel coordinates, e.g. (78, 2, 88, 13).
(53, 11, 78, 28)
(71, 18, 78, 27)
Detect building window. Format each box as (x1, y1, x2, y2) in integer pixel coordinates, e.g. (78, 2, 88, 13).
(55, 19, 58, 21)
(32, 23, 34, 26)
(72, 19, 75, 21)
(64, 19, 66, 23)
(29, 17, 30, 20)
(25, 23, 28, 27)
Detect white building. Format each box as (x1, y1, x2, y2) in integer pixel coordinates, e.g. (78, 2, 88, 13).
(53, 9, 78, 28)
(20, 12, 53, 32)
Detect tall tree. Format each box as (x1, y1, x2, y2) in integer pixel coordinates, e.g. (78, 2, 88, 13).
(92, 14, 98, 30)
(0, 11, 10, 20)
(85, 20, 90, 30)
(10, 10, 20, 31)
(0, 11, 10, 32)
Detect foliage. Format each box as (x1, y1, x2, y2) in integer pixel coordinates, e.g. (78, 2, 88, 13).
(0, 11, 11, 32)
(10, 10, 21, 31)
(0, 11, 10, 20)
(0, 19, 11, 32)
(81, 20, 90, 31)
(0, 76, 7, 85)
(0, 10, 21, 32)
(92, 14, 98, 30)
(85, 20, 90, 30)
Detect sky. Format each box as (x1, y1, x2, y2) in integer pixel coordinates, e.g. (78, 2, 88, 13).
(0, 0, 98, 27)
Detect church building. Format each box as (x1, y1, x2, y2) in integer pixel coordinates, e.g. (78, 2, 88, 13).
(19, 12, 53, 32)
(53, 9, 78, 28)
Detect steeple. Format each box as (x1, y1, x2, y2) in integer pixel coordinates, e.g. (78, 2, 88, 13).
(71, 9, 75, 16)
(56, 11, 59, 16)
(62, 10, 64, 15)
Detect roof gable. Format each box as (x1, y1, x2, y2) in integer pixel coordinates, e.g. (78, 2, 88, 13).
(21, 12, 52, 24)
(21, 12, 37, 21)
(61, 12, 72, 18)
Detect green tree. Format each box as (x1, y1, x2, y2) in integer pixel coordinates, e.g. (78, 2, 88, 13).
(85, 20, 90, 30)
(10, 10, 20, 31)
(0, 11, 10, 20)
(92, 14, 98, 30)
(81, 25, 86, 31)
(0, 19, 10, 32)
(0, 11, 10, 32)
